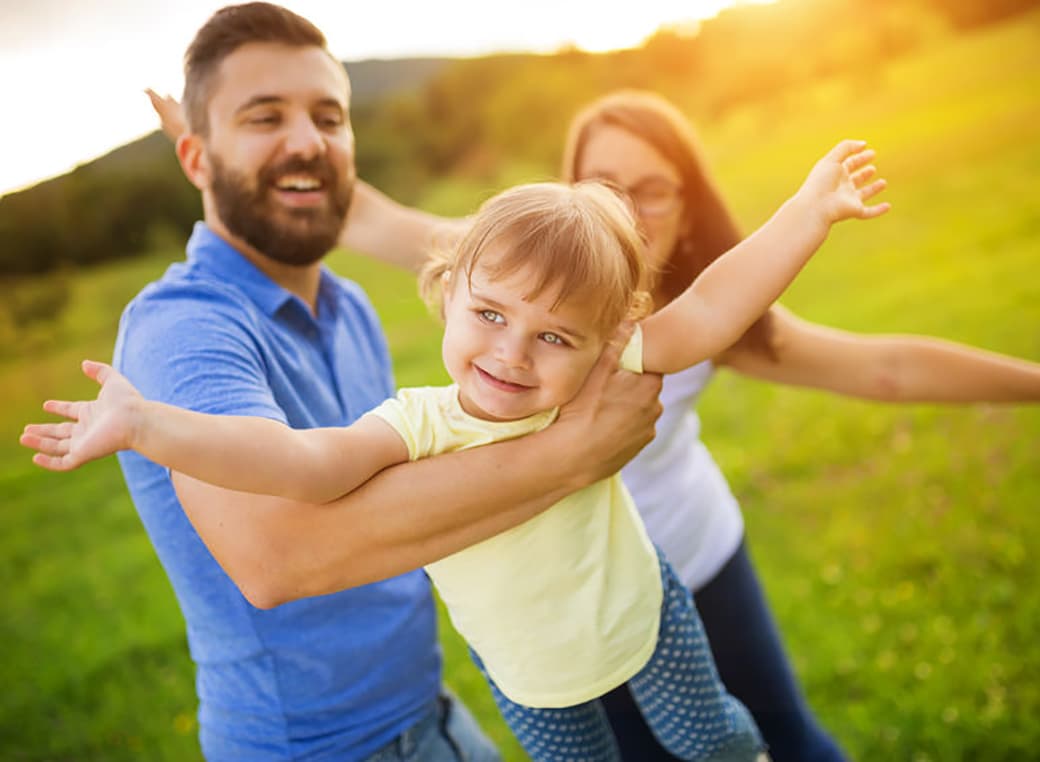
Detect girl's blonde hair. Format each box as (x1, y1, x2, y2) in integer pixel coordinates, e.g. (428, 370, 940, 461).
(420, 181, 653, 335)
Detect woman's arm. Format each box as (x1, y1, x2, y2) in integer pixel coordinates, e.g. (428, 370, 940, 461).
(641, 140, 889, 375)
(22, 361, 409, 503)
(145, 89, 467, 273)
(718, 305, 1040, 402)
(340, 182, 468, 272)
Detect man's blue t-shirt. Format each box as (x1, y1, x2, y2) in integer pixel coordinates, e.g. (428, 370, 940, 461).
(113, 223, 441, 760)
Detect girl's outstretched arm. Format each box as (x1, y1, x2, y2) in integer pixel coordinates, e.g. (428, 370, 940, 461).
(20, 360, 408, 504)
(642, 139, 889, 375)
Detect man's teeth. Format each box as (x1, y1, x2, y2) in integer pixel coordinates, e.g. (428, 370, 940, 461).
(276, 175, 322, 191)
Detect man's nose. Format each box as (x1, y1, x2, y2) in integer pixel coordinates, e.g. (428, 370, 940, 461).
(283, 114, 325, 159)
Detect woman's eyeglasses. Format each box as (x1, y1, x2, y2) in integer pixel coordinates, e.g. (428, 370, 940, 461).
(591, 176, 683, 218)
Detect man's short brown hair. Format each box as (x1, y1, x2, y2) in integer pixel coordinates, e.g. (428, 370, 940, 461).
(182, 2, 331, 136)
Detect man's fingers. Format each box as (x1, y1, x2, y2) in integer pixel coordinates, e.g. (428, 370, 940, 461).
(586, 322, 635, 387)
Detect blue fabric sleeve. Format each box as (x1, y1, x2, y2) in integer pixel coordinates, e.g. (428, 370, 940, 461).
(115, 282, 286, 423)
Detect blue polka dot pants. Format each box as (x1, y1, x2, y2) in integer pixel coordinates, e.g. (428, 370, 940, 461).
(473, 550, 764, 761)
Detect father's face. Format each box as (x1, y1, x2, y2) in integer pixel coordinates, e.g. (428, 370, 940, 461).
(200, 42, 356, 266)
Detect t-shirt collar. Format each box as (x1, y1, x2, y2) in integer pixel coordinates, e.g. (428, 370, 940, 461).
(185, 221, 333, 319)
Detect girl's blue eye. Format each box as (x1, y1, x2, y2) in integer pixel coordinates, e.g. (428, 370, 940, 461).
(540, 332, 566, 346)
(479, 310, 504, 324)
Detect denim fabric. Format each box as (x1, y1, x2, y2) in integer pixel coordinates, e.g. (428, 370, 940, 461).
(472, 550, 763, 761)
(362, 692, 501, 762)
(602, 539, 846, 762)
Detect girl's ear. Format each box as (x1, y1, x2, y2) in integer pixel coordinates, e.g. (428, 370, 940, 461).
(438, 269, 454, 320)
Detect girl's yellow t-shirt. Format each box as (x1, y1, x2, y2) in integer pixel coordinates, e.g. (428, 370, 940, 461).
(368, 331, 662, 708)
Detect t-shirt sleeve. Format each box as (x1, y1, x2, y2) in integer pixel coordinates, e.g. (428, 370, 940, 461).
(366, 388, 436, 461)
(114, 284, 286, 423)
(620, 324, 644, 374)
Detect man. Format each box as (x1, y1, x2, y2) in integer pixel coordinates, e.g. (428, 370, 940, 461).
(117, 4, 661, 760)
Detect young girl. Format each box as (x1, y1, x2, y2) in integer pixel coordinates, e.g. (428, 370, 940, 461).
(22, 140, 887, 761)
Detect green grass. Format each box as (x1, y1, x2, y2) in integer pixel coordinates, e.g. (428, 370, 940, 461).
(3, 13, 1039, 761)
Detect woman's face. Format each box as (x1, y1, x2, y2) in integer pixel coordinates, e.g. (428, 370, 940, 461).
(574, 123, 685, 279)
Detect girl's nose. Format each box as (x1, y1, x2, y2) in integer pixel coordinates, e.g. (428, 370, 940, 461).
(495, 335, 531, 369)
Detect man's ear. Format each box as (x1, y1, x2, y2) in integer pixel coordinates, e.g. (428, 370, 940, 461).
(176, 133, 210, 191)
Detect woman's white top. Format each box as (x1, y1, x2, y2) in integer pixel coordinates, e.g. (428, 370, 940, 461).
(620, 361, 744, 591)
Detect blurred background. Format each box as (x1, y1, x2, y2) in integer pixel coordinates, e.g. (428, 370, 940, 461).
(1, 0, 1038, 759)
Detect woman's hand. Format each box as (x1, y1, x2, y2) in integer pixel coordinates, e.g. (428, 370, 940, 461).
(145, 89, 187, 141)
(20, 361, 142, 471)
(797, 140, 891, 226)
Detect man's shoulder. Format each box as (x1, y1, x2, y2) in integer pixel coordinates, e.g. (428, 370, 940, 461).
(120, 265, 261, 336)
(114, 265, 265, 368)
(127, 262, 252, 313)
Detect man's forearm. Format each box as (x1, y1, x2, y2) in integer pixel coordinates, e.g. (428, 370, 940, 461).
(175, 421, 589, 608)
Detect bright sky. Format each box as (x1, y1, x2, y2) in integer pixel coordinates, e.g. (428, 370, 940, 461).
(0, 0, 771, 197)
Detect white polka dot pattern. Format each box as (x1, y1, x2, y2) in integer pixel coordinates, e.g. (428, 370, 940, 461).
(473, 549, 765, 761)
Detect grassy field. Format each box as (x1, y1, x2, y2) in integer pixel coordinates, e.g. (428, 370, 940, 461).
(2, 12, 1039, 761)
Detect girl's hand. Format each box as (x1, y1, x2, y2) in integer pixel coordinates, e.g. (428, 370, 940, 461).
(798, 139, 891, 226)
(20, 361, 142, 471)
(145, 89, 187, 141)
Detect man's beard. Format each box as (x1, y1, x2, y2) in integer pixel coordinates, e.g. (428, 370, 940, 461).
(209, 152, 354, 267)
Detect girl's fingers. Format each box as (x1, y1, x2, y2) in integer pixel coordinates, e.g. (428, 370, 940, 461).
(843, 148, 876, 174)
(42, 400, 81, 420)
(23, 422, 74, 439)
(859, 178, 888, 201)
(32, 453, 74, 472)
(82, 360, 112, 384)
(850, 165, 877, 187)
(860, 201, 892, 219)
(826, 139, 868, 165)
(20, 432, 70, 456)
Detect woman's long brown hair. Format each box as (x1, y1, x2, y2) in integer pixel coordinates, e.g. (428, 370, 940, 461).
(561, 90, 775, 356)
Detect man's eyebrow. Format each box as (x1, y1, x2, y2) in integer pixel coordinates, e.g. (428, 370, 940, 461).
(235, 95, 284, 114)
(235, 95, 346, 114)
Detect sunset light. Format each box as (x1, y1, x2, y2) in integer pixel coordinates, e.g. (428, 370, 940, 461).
(0, 0, 777, 196)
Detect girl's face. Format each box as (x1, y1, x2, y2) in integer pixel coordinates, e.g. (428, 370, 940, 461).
(574, 123, 684, 286)
(441, 250, 606, 422)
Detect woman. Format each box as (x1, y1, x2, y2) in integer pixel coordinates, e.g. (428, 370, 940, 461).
(560, 90, 1040, 762)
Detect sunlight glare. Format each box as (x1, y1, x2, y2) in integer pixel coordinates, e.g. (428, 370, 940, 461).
(568, 0, 778, 52)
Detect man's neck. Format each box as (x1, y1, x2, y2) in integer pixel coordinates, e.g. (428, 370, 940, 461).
(206, 216, 323, 314)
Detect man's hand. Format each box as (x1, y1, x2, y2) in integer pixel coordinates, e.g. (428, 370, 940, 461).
(553, 322, 662, 487)
(20, 361, 141, 471)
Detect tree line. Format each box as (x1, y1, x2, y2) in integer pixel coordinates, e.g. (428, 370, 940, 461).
(1, 0, 1035, 277)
